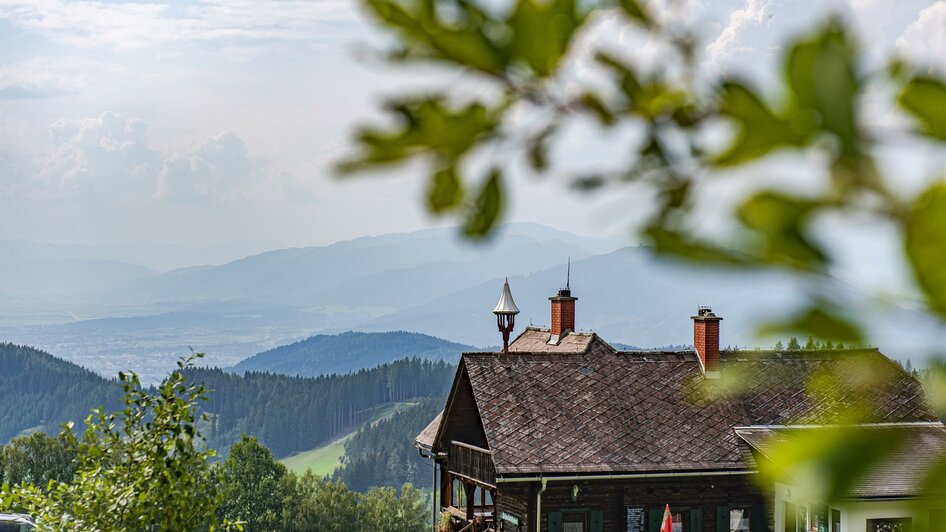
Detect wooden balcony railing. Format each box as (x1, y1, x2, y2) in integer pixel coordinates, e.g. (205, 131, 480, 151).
(448, 441, 496, 487)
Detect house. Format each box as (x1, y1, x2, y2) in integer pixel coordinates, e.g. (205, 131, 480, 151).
(415, 279, 944, 532)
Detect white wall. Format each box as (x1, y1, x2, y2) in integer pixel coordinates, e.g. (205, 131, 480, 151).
(772, 482, 944, 532)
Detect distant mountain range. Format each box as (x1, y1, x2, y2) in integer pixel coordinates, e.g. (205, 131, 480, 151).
(232, 331, 475, 377)
(2, 223, 943, 381)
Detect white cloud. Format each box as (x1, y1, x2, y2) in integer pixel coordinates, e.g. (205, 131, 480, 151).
(706, 0, 774, 66)
(896, 1, 946, 72)
(0, 57, 90, 98)
(0, 0, 353, 51)
(22, 112, 158, 199)
(155, 132, 271, 204)
(1, 113, 303, 203)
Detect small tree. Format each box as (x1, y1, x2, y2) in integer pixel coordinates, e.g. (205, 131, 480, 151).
(1, 431, 78, 489)
(787, 337, 801, 350)
(804, 336, 817, 349)
(217, 434, 288, 531)
(359, 483, 428, 532)
(282, 472, 360, 532)
(0, 355, 231, 531)
(774, 340, 784, 350)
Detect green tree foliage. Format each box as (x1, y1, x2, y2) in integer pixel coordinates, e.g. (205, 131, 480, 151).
(805, 336, 817, 349)
(334, 396, 444, 492)
(1, 431, 78, 489)
(189, 358, 455, 458)
(233, 331, 474, 377)
(282, 472, 361, 532)
(774, 340, 784, 350)
(342, 0, 946, 507)
(0, 343, 122, 443)
(0, 345, 455, 464)
(0, 355, 229, 531)
(279, 473, 427, 532)
(787, 337, 801, 350)
(217, 435, 289, 531)
(359, 484, 428, 532)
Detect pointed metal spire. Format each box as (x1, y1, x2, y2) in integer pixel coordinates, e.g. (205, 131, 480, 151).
(566, 257, 570, 290)
(493, 277, 520, 315)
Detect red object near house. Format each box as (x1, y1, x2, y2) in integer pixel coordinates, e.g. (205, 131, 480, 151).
(660, 505, 673, 532)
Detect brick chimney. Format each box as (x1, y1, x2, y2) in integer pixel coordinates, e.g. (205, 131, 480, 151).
(691, 306, 722, 378)
(549, 287, 577, 343)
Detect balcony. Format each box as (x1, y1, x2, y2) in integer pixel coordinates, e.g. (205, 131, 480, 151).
(448, 440, 496, 488)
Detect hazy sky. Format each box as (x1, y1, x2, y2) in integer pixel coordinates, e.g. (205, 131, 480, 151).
(1, 0, 943, 250)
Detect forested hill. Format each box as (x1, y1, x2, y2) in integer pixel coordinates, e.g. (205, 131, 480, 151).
(334, 396, 444, 492)
(187, 358, 456, 458)
(1, 343, 456, 460)
(0, 343, 122, 443)
(231, 331, 475, 377)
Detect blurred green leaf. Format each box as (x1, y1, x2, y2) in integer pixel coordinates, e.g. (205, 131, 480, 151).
(614, 0, 651, 26)
(570, 174, 606, 191)
(527, 124, 557, 172)
(785, 20, 860, 149)
(758, 302, 863, 344)
(337, 97, 496, 173)
(713, 82, 811, 166)
(898, 76, 946, 141)
(506, 0, 586, 77)
(579, 92, 615, 126)
(597, 53, 690, 122)
(737, 191, 826, 269)
(463, 170, 503, 238)
(428, 165, 464, 212)
(362, 0, 506, 76)
(757, 426, 907, 502)
(905, 180, 946, 318)
(645, 226, 749, 267)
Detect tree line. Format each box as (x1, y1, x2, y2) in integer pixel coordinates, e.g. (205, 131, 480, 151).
(189, 358, 455, 458)
(333, 396, 444, 492)
(1, 355, 430, 531)
(1, 343, 456, 461)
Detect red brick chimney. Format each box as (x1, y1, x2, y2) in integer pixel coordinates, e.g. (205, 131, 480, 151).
(692, 306, 722, 378)
(550, 288, 576, 338)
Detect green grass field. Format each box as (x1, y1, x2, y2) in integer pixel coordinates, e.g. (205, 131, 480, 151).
(281, 436, 349, 476)
(279, 401, 418, 476)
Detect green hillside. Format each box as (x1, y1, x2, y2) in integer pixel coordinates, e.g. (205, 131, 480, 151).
(281, 402, 417, 476)
(231, 330, 475, 377)
(0, 343, 122, 443)
(0, 343, 456, 463)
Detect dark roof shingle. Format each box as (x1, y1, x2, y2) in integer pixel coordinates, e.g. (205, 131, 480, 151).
(450, 340, 936, 476)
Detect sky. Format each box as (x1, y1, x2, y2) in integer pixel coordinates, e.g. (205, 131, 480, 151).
(1, 0, 944, 252)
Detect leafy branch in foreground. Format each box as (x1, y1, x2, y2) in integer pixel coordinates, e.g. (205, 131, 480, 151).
(341, 0, 946, 512)
(0, 354, 239, 531)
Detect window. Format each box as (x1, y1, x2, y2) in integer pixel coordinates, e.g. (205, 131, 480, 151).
(729, 507, 751, 532)
(785, 504, 808, 532)
(564, 511, 590, 532)
(831, 509, 840, 532)
(450, 477, 467, 509)
(672, 510, 688, 532)
(812, 504, 828, 532)
(867, 518, 911, 532)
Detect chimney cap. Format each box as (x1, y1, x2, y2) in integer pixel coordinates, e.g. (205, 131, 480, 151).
(493, 278, 520, 315)
(691, 305, 722, 321)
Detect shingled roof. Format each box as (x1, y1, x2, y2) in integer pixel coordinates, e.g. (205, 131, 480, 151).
(422, 336, 936, 477)
(506, 327, 598, 353)
(736, 423, 946, 499)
